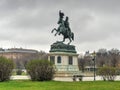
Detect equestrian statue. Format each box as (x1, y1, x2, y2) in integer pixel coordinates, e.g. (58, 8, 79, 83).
(51, 10, 74, 45)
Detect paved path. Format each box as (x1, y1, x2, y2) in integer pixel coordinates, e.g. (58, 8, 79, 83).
(10, 75, 120, 81)
(10, 75, 30, 80)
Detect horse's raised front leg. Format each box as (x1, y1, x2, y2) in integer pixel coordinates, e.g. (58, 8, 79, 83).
(51, 28, 56, 33)
(55, 31, 59, 36)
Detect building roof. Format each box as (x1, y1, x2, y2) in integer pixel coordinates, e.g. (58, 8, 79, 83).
(0, 48, 38, 53)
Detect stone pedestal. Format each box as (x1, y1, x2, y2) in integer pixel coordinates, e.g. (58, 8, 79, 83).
(48, 42, 79, 77)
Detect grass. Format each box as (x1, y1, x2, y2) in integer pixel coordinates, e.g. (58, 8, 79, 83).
(0, 80, 120, 90)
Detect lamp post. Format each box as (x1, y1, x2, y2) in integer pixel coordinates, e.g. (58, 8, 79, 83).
(92, 51, 96, 81)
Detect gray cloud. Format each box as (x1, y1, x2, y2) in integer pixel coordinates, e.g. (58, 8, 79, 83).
(0, 0, 120, 53)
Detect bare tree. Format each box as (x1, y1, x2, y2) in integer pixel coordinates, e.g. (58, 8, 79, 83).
(96, 48, 108, 67)
(108, 49, 120, 67)
(78, 58, 86, 72)
(96, 48, 120, 67)
(38, 50, 48, 60)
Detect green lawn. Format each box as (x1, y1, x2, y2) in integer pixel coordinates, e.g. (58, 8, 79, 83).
(0, 80, 120, 90)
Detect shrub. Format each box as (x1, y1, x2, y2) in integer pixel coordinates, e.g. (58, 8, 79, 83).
(79, 75, 83, 81)
(0, 56, 14, 82)
(98, 66, 117, 81)
(72, 75, 77, 81)
(26, 60, 55, 81)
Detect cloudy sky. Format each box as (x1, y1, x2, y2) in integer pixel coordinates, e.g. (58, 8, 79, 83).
(0, 0, 120, 53)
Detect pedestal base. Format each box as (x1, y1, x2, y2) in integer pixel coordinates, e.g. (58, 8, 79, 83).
(48, 52, 79, 77)
(49, 42, 79, 77)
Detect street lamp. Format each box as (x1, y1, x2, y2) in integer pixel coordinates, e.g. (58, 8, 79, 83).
(92, 51, 96, 81)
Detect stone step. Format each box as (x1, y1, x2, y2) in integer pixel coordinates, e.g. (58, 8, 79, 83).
(54, 71, 81, 77)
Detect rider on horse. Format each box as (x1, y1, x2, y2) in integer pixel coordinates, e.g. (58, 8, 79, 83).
(57, 10, 65, 35)
(58, 10, 64, 24)
(64, 16, 71, 37)
(57, 11, 71, 37)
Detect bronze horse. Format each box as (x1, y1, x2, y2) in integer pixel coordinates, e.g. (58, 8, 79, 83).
(51, 10, 74, 45)
(51, 26, 74, 45)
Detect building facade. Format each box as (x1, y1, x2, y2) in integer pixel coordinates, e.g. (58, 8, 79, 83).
(0, 48, 39, 69)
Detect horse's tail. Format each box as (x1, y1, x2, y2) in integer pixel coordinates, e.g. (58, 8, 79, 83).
(71, 32, 74, 41)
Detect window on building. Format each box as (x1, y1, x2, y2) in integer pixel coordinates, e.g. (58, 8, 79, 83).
(57, 56, 61, 63)
(50, 56, 55, 64)
(68, 56, 73, 65)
